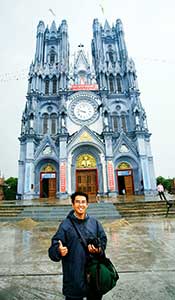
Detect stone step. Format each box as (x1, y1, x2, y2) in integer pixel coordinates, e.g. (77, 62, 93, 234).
(115, 206, 167, 211)
(116, 201, 167, 207)
(0, 203, 121, 221)
(0, 213, 23, 218)
(115, 201, 175, 217)
(0, 200, 174, 221)
(0, 207, 24, 217)
(0, 208, 23, 211)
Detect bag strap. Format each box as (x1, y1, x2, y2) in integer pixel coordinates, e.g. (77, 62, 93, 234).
(68, 216, 88, 253)
(68, 217, 102, 256)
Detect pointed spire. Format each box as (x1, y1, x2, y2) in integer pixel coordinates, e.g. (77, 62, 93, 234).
(50, 20, 57, 33)
(116, 19, 124, 33)
(104, 20, 111, 32)
(115, 19, 128, 61)
(93, 18, 100, 32)
(45, 26, 50, 40)
(37, 20, 45, 34)
(60, 19, 68, 33)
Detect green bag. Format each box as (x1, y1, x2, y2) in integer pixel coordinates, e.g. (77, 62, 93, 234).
(86, 256, 119, 295)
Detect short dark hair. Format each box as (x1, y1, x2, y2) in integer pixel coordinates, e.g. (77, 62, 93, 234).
(71, 191, 89, 203)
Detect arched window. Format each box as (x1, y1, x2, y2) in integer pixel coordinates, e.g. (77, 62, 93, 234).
(118, 162, 131, 170)
(117, 75, 122, 92)
(45, 78, 49, 95)
(109, 51, 114, 64)
(52, 76, 57, 94)
(121, 115, 127, 131)
(113, 116, 118, 131)
(43, 113, 49, 134)
(50, 50, 55, 64)
(29, 113, 34, 128)
(109, 74, 114, 92)
(78, 71, 86, 84)
(51, 113, 57, 134)
(108, 45, 114, 64)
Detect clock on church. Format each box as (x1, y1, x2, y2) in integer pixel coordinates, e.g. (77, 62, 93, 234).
(68, 92, 99, 125)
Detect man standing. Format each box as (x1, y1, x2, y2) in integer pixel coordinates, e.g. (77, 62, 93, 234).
(157, 183, 167, 201)
(48, 191, 107, 300)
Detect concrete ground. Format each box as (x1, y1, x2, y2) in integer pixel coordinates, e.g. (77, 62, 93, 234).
(0, 215, 175, 299)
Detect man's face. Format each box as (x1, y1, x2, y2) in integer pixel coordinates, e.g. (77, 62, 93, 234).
(72, 195, 88, 219)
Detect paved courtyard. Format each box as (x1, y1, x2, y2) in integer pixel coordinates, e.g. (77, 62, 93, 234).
(0, 216, 175, 299)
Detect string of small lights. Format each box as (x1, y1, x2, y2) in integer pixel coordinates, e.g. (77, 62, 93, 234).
(0, 57, 174, 84)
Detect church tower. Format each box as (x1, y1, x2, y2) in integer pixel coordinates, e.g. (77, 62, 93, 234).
(17, 18, 156, 200)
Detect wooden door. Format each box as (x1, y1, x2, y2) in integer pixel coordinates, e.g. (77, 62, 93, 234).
(124, 175, 133, 195)
(76, 170, 97, 195)
(49, 178, 56, 198)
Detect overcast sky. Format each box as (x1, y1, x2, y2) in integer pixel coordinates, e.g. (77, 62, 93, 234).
(0, 0, 175, 179)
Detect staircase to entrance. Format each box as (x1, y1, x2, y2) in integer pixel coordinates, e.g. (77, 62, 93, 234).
(0, 201, 121, 221)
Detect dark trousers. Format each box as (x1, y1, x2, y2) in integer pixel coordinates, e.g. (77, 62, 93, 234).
(65, 297, 83, 300)
(65, 293, 102, 300)
(158, 191, 167, 201)
(87, 291, 102, 300)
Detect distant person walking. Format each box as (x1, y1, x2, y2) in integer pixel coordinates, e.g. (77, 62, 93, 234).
(157, 183, 167, 201)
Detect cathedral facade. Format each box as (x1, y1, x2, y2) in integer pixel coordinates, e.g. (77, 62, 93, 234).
(17, 18, 156, 200)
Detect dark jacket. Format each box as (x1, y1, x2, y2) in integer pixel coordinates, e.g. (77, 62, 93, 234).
(48, 210, 107, 298)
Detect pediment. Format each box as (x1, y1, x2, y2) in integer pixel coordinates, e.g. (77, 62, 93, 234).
(74, 50, 90, 72)
(68, 126, 104, 152)
(113, 133, 138, 157)
(34, 135, 58, 159)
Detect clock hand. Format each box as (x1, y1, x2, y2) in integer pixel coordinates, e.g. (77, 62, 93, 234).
(79, 109, 86, 113)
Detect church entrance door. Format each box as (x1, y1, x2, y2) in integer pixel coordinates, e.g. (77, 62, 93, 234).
(117, 169, 134, 195)
(76, 169, 97, 201)
(40, 172, 56, 198)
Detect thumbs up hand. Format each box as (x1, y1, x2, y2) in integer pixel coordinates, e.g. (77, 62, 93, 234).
(58, 240, 68, 257)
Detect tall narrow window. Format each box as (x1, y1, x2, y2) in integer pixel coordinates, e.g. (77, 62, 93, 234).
(43, 113, 48, 134)
(79, 71, 86, 84)
(108, 45, 114, 64)
(51, 113, 57, 134)
(109, 74, 114, 92)
(109, 51, 114, 64)
(45, 78, 49, 95)
(50, 51, 55, 64)
(117, 75, 122, 92)
(29, 113, 34, 129)
(52, 76, 57, 94)
(105, 74, 108, 90)
(121, 115, 127, 131)
(113, 116, 118, 131)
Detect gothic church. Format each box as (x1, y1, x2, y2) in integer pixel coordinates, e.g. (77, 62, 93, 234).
(17, 18, 156, 200)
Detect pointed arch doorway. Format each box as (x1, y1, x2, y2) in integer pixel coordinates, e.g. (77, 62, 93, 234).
(76, 154, 98, 201)
(40, 164, 56, 198)
(117, 162, 134, 195)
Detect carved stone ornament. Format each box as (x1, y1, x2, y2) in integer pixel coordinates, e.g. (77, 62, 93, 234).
(119, 144, 129, 153)
(76, 154, 96, 168)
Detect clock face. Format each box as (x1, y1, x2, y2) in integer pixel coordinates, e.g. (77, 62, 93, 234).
(69, 92, 99, 125)
(74, 101, 95, 121)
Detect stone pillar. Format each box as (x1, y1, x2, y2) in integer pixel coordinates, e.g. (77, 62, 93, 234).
(58, 133, 68, 199)
(23, 137, 35, 200)
(103, 132, 116, 196)
(136, 134, 156, 195)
